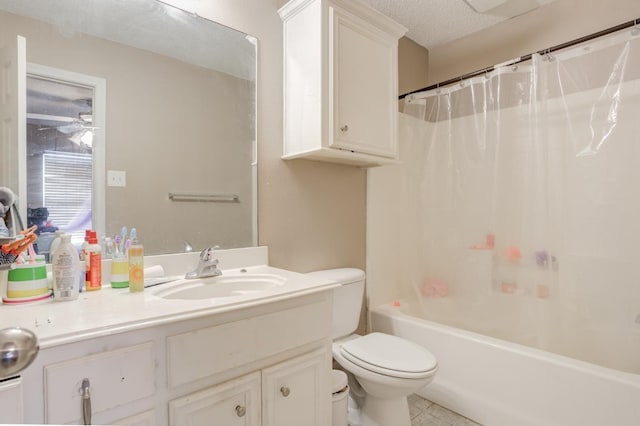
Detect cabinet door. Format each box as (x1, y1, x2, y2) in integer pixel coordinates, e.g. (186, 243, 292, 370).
(262, 349, 330, 426)
(0, 377, 23, 424)
(169, 372, 260, 426)
(330, 7, 398, 159)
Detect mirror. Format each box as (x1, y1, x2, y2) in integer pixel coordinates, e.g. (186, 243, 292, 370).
(0, 0, 257, 255)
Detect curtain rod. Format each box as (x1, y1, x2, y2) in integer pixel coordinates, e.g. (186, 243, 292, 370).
(399, 17, 640, 100)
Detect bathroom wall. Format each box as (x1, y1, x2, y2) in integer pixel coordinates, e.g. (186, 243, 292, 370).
(170, 0, 367, 273)
(368, 0, 640, 309)
(398, 37, 429, 96)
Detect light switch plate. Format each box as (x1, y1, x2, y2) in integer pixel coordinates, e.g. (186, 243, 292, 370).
(107, 170, 126, 187)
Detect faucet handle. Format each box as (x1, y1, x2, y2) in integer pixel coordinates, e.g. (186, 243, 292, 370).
(200, 245, 220, 261)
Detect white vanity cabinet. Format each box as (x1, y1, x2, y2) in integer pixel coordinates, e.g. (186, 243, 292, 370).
(16, 289, 333, 425)
(280, 0, 406, 167)
(169, 349, 328, 426)
(0, 377, 23, 423)
(170, 372, 261, 425)
(261, 349, 328, 426)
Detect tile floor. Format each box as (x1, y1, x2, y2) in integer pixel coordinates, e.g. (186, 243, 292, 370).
(409, 394, 482, 426)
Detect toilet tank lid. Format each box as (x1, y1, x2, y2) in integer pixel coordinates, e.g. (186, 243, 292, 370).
(306, 268, 365, 285)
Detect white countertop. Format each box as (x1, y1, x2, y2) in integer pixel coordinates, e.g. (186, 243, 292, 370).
(0, 248, 337, 349)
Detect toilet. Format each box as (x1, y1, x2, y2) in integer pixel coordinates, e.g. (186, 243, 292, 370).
(308, 268, 437, 426)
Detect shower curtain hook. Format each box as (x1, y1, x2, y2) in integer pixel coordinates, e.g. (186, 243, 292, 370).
(436, 83, 441, 95)
(632, 19, 640, 36)
(545, 48, 554, 62)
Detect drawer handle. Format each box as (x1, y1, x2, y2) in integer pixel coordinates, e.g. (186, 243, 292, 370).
(280, 386, 291, 397)
(81, 378, 92, 425)
(235, 405, 246, 417)
(340, 125, 349, 132)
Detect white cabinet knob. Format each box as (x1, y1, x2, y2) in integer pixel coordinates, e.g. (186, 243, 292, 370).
(235, 405, 246, 417)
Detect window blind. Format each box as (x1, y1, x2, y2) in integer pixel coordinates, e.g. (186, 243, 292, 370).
(43, 151, 92, 243)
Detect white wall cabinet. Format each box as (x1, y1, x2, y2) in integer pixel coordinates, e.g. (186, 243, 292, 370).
(280, 0, 406, 167)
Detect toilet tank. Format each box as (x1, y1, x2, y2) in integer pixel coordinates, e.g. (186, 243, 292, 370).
(306, 268, 365, 340)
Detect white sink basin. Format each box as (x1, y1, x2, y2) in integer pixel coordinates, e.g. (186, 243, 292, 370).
(152, 272, 287, 300)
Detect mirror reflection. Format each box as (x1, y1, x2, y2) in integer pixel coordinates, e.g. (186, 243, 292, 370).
(0, 0, 257, 255)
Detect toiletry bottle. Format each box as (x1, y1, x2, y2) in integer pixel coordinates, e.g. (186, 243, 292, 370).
(52, 234, 80, 301)
(128, 238, 144, 292)
(47, 230, 66, 263)
(85, 233, 102, 291)
(80, 229, 93, 261)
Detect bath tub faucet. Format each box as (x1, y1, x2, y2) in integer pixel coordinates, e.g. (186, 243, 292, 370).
(185, 246, 222, 279)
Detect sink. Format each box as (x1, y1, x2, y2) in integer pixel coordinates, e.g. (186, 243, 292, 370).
(152, 273, 287, 300)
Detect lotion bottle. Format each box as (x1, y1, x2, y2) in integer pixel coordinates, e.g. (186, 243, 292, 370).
(52, 234, 80, 300)
(128, 238, 144, 292)
(47, 230, 66, 263)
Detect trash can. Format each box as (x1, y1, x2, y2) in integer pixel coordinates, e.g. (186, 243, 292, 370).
(332, 369, 349, 426)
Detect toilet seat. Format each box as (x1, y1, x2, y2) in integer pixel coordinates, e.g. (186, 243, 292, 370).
(339, 332, 437, 379)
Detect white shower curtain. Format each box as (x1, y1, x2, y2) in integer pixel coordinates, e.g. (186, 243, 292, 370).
(400, 27, 640, 374)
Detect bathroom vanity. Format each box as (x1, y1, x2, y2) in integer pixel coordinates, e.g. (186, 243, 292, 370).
(0, 247, 337, 425)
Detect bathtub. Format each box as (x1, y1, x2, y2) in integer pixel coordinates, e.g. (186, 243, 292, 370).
(370, 301, 640, 426)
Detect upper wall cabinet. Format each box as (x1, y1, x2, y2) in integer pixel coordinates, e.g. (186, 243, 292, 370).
(279, 0, 407, 167)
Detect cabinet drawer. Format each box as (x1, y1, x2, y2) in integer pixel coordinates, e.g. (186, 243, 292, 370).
(45, 342, 155, 424)
(167, 300, 330, 387)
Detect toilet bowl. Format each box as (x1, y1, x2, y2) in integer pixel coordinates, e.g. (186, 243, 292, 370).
(307, 269, 438, 426)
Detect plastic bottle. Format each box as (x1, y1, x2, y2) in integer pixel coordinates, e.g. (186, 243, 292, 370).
(48, 230, 66, 263)
(80, 229, 94, 261)
(85, 234, 102, 291)
(128, 238, 144, 293)
(52, 234, 80, 301)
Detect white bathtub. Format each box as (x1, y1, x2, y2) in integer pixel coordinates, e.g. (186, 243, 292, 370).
(370, 301, 640, 426)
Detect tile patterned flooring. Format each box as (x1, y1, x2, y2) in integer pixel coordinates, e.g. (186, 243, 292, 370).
(409, 394, 482, 426)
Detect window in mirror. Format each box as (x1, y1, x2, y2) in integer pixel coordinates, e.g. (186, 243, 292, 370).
(25, 65, 105, 251)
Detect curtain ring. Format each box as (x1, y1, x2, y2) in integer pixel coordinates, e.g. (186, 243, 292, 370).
(632, 19, 640, 36)
(436, 83, 441, 95)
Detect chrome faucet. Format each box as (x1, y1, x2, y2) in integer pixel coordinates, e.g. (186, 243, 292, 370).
(185, 246, 222, 279)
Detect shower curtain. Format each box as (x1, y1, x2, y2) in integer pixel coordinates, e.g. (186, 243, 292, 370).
(401, 26, 640, 374)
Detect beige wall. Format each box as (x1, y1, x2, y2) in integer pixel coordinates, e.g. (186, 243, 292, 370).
(172, 0, 367, 272)
(398, 37, 429, 96)
(428, 0, 640, 84)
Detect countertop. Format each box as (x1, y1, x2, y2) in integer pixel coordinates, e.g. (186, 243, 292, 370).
(0, 263, 337, 349)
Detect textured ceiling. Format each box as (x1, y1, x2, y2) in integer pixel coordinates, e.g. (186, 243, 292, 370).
(358, 0, 555, 48)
